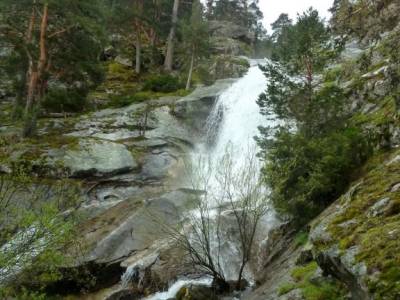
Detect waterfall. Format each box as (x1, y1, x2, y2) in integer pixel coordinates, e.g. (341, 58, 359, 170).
(142, 60, 279, 299)
(193, 60, 278, 281)
(205, 60, 272, 163)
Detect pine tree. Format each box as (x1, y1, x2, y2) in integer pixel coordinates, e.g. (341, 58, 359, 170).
(164, 0, 180, 71)
(182, 0, 209, 90)
(0, 0, 105, 137)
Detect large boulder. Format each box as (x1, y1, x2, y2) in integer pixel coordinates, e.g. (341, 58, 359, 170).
(63, 139, 138, 178)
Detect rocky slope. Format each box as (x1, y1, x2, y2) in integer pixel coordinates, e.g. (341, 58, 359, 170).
(247, 2, 400, 299)
(0, 76, 239, 298)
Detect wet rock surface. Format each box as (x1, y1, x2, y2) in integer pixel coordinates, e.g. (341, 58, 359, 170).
(0, 77, 236, 298)
(63, 139, 138, 178)
(36, 80, 233, 296)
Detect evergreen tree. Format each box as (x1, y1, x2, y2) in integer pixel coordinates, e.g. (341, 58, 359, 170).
(182, 0, 209, 90)
(164, 0, 180, 71)
(0, 0, 105, 137)
(257, 8, 369, 226)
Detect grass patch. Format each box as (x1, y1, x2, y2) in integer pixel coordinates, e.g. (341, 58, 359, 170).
(291, 262, 318, 282)
(278, 282, 296, 295)
(282, 262, 348, 300)
(294, 231, 309, 247)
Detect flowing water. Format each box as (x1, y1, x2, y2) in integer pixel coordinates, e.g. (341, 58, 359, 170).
(205, 60, 271, 166)
(142, 60, 279, 299)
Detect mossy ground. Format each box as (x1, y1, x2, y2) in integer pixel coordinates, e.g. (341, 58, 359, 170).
(89, 62, 192, 109)
(278, 261, 347, 300)
(351, 95, 398, 127)
(328, 149, 400, 299)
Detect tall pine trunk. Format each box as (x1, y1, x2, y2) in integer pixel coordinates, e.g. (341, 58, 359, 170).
(134, 0, 143, 74)
(186, 47, 195, 90)
(13, 0, 36, 120)
(135, 33, 141, 74)
(164, 0, 179, 72)
(23, 3, 48, 137)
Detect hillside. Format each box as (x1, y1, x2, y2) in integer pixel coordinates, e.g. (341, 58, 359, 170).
(0, 1, 400, 300)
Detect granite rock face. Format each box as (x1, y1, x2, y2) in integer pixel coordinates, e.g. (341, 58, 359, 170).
(63, 139, 138, 178)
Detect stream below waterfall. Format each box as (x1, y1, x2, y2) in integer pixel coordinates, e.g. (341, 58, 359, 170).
(144, 60, 279, 300)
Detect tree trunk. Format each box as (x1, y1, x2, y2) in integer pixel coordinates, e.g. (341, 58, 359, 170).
(185, 48, 195, 90)
(135, 33, 141, 74)
(236, 262, 246, 290)
(14, 0, 37, 119)
(164, 0, 179, 71)
(304, 55, 313, 88)
(26, 0, 36, 43)
(23, 3, 48, 137)
(134, 0, 143, 74)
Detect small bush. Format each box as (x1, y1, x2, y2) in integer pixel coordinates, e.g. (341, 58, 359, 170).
(41, 88, 88, 112)
(143, 74, 183, 93)
(295, 231, 309, 247)
(109, 92, 152, 108)
(108, 62, 127, 74)
(107, 62, 135, 82)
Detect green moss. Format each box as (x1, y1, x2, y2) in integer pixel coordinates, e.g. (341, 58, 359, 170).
(107, 62, 136, 82)
(278, 283, 296, 295)
(295, 231, 309, 247)
(280, 262, 347, 300)
(291, 262, 318, 282)
(302, 282, 346, 300)
(324, 65, 343, 82)
(0, 102, 14, 125)
(326, 149, 400, 299)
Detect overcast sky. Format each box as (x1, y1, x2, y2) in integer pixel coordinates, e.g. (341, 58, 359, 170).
(259, 0, 334, 31)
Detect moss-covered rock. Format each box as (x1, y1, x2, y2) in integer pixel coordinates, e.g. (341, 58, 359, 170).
(310, 149, 400, 300)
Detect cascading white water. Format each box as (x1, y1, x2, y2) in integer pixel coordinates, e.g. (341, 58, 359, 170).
(205, 60, 271, 165)
(143, 60, 279, 299)
(195, 60, 279, 281)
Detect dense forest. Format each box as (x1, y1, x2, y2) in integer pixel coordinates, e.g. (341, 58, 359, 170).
(0, 0, 399, 299)
(0, 0, 265, 137)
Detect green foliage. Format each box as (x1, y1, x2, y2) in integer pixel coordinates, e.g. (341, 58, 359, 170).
(278, 283, 296, 295)
(301, 282, 346, 300)
(0, 0, 106, 136)
(295, 231, 309, 247)
(109, 92, 152, 108)
(258, 62, 348, 135)
(257, 7, 372, 226)
(107, 62, 135, 82)
(143, 74, 183, 93)
(181, 0, 210, 89)
(270, 8, 331, 74)
(291, 262, 318, 282)
(261, 127, 370, 225)
(284, 262, 347, 300)
(41, 88, 88, 113)
(0, 288, 47, 300)
(211, 0, 264, 36)
(0, 170, 82, 295)
(326, 150, 400, 299)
